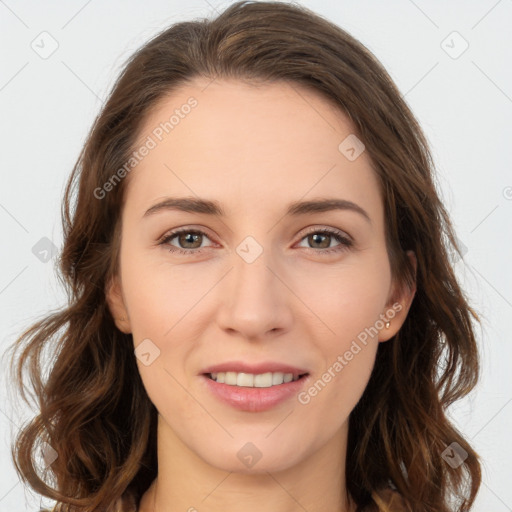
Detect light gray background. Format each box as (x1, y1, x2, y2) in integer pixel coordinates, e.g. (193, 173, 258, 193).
(1, 0, 511, 510)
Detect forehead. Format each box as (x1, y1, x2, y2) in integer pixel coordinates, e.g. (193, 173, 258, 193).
(124, 78, 382, 223)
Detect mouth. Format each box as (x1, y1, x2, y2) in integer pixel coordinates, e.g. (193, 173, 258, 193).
(200, 370, 311, 412)
(204, 371, 309, 388)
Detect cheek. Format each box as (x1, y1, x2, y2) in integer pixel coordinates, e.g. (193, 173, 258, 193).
(296, 288, 382, 437)
(120, 245, 208, 339)
(291, 256, 391, 336)
(119, 248, 199, 393)
(291, 257, 389, 410)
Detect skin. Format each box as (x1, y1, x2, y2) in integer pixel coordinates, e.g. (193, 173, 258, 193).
(106, 78, 416, 512)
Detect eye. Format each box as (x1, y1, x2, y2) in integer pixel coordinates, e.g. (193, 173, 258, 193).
(157, 226, 353, 256)
(295, 227, 353, 255)
(158, 228, 214, 256)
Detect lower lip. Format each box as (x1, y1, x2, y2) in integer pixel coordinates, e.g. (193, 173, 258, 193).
(200, 374, 310, 412)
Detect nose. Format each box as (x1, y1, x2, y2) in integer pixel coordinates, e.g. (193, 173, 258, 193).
(216, 243, 294, 341)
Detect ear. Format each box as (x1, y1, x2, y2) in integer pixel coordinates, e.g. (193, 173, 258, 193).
(105, 275, 132, 334)
(379, 250, 417, 342)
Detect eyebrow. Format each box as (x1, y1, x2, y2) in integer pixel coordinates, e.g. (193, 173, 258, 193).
(143, 197, 371, 223)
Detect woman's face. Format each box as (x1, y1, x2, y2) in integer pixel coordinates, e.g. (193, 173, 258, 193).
(107, 78, 415, 474)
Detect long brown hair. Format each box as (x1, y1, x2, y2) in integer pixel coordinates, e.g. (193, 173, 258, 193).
(4, 1, 482, 511)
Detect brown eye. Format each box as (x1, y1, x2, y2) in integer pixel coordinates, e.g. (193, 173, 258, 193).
(297, 228, 353, 255)
(159, 229, 213, 255)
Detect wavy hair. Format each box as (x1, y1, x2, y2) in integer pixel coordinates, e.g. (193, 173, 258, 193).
(4, 1, 482, 511)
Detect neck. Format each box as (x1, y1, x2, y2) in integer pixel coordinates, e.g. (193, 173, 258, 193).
(139, 414, 356, 512)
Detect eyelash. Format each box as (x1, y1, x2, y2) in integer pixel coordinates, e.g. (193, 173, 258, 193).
(157, 226, 353, 257)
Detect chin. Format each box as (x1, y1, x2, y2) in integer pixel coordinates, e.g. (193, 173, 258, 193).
(197, 439, 311, 475)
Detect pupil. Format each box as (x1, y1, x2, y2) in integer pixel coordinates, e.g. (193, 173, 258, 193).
(182, 233, 200, 247)
(311, 233, 329, 248)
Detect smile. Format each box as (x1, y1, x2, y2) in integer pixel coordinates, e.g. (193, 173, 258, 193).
(207, 371, 307, 387)
(201, 372, 311, 412)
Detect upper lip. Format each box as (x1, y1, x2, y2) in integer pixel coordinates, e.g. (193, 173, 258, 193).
(201, 361, 310, 378)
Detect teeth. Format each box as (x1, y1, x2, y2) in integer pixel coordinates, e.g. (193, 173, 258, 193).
(208, 371, 301, 387)
(237, 372, 254, 387)
(225, 372, 237, 385)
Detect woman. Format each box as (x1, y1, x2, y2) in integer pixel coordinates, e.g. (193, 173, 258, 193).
(6, 1, 482, 511)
